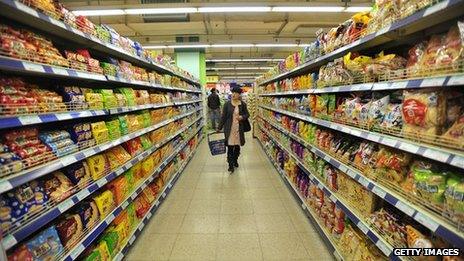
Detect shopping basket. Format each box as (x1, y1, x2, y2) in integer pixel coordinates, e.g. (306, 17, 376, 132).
(208, 132, 226, 156)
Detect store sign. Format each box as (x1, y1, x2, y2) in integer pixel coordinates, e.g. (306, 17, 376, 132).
(206, 76, 219, 83)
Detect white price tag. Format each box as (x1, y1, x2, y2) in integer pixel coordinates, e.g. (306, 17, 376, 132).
(131, 193, 137, 200)
(395, 200, 415, 217)
(23, 62, 45, 73)
(168, 183, 172, 188)
(399, 142, 419, 154)
(51, 67, 68, 75)
(18, 115, 41, 125)
(357, 222, 369, 234)
(147, 212, 152, 219)
(376, 25, 391, 36)
(375, 241, 392, 256)
(372, 186, 386, 199)
(301, 203, 306, 210)
(77, 189, 91, 201)
(70, 244, 86, 260)
(358, 176, 369, 187)
(162, 192, 166, 198)
(106, 213, 115, 223)
(451, 156, 464, 169)
(448, 74, 464, 86)
(390, 81, 408, 90)
(421, 77, 445, 87)
(60, 156, 76, 166)
(0, 181, 13, 194)
(424, 0, 448, 16)
(15, 2, 39, 17)
(381, 137, 398, 148)
(71, 27, 85, 36)
(96, 178, 107, 188)
(82, 149, 95, 158)
(423, 149, 450, 163)
(55, 113, 73, 121)
(58, 199, 74, 213)
(139, 222, 145, 231)
(155, 201, 160, 207)
(2, 234, 17, 250)
(414, 212, 439, 232)
(329, 194, 337, 202)
(49, 18, 66, 28)
(122, 201, 129, 209)
(350, 129, 362, 137)
(129, 235, 136, 245)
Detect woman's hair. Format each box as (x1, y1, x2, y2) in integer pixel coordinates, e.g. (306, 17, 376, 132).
(231, 87, 242, 94)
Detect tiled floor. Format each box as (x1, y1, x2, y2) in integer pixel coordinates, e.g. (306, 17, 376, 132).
(126, 134, 334, 261)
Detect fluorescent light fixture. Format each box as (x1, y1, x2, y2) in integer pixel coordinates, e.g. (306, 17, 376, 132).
(206, 58, 284, 62)
(167, 44, 210, 48)
(221, 76, 256, 79)
(207, 67, 272, 70)
(198, 6, 271, 13)
(255, 43, 298, 47)
(344, 6, 372, 12)
(144, 45, 167, 49)
(125, 7, 197, 14)
(73, 9, 125, 16)
(211, 44, 255, 48)
(272, 6, 344, 12)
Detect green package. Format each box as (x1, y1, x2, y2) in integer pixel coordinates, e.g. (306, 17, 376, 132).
(124, 170, 135, 192)
(106, 119, 121, 140)
(101, 62, 117, 76)
(118, 115, 129, 135)
(117, 88, 136, 106)
(95, 25, 111, 43)
(140, 134, 152, 150)
(83, 249, 101, 261)
(101, 231, 119, 255)
(96, 89, 118, 109)
(413, 162, 448, 204)
(126, 203, 137, 229)
(138, 111, 152, 128)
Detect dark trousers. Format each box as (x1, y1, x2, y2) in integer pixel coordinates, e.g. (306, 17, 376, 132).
(227, 145, 240, 166)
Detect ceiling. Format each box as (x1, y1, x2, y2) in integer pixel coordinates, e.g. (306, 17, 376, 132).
(61, 0, 373, 82)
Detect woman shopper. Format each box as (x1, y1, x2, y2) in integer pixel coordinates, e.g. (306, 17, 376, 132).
(218, 87, 250, 173)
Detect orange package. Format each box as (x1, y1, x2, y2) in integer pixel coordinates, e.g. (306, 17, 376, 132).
(107, 176, 129, 205)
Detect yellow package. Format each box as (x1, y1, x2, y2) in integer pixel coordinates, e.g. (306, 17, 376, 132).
(112, 223, 129, 248)
(91, 121, 109, 144)
(94, 190, 115, 217)
(127, 115, 141, 133)
(142, 156, 154, 177)
(343, 52, 372, 73)
(85, 93, 103, 109)
(132, 161, 144, 183)
(106, 145, 131, 165)
(86, 154, 109, 180)
(104, 150, 122, 171)
(97, 241, 111, 261)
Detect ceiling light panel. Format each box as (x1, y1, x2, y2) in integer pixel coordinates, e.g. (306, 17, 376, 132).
(198, 6, 271, 13)
(271, 6, 345, 12)
(72, 9, 125, 16)
(125, 7, 197, 14)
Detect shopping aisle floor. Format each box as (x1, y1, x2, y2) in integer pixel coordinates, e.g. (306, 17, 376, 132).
(126, 135, 334, 261)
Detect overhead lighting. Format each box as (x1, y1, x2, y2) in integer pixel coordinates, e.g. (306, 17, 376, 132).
(211, 44, 255, 48)
(344, 6, 372, 12)
(198, 6, 271, 13)
(271, 6, 345, 12)
(221, 76, 256, 79)
(255, 43, 298, 47)
(125, 7, 197, 14)
(207, 67, 272, 70)
(73, 9, 125, 16)
(167, 44, 210, 48)
(209, 72, 262, 75)
(206, 58, 284, 62)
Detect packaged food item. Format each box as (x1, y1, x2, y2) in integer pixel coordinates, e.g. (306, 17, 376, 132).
(138, 111, 152, 128)
(114, 93, 127, 107)
(105, 145, 131, 165)
(134, 194, 150, 218)
(127, 115, 141, 132)
(55, 214, 84, 248)
(42, 171, 75, 202)
(69, 123, 94, 144)
(107, 176, 129, 205)
(412, 161, 448, 206)
(139, 134, 152, 150)
(39, 130, 78, 157)
(85, 92, 103, 109)
(38, 131, 71, 143)
(123, 137, 143, 157)
(117, 88, 136, 106)
(402, 90, 446, 139)
(63, 161, 91, 189)
(124, 170, 136, 194)
(91, 121, 110, 144)
(76, 201, 100, 229)
(96, 89, 118, 109)
(105, 119, 121, 140)
(117, 115, 129, 135)
(86, 154, 109, 180)
(7, 245, 33, 261)
(0, 151, 24, 174)
(25, 226, 64, 261)
(101, 230, 119, 255)
(406, 225, 433, 248)
(141, 156, 154, 177)
(93, 190, 115, 217)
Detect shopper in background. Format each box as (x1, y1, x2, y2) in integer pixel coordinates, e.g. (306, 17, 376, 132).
(218, 87, 250, 173)
(207, 88, 221, 130)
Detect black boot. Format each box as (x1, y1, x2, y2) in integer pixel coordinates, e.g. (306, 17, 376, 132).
(234, 161, 239, 168)
(228, 164, 234, 173)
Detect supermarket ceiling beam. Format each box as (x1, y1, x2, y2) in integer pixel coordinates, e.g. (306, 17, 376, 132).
(71, 3, 371, 16)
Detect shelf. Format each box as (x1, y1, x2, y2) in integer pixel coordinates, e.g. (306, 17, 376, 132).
(258, 140, 344, 261)
(0, 108, 202, 194)
(258, 0, 464, 86)
(0, 56, 202, 94)
(258, 73, 464, 96)
(112, 140, 200, 261)
(260, 105, 464, 170)
(0, 101, 203, 130)
(0, 116, 202, 251)
(0, 0, 201, 86)
(258, 126, 398, 259)
(258, 115, 464, 249)
(63, 128, 203, 261)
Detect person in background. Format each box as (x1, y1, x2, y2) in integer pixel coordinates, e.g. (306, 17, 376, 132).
(218, 87, 250, 173)
(207, 88, 221, 130)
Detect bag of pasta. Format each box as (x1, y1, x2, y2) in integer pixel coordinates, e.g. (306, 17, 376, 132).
(401, 89, 446, 140)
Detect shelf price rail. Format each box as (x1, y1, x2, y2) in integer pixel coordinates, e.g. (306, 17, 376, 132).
(61, 128, 203, 261)
(113, 137, 202, 260)
(258, 114, 464, 250)
(0, 100, 202, 129)
(0, 0, 201, 86)
(257, 0, 464, 86)
(260, 105, 464, 170)
(1, 116, 202, 251)
(0, 108, 202, 194)
(257, 124, 398, 259)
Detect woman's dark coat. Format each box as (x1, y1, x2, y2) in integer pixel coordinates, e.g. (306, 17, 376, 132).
(218, 100, 250, 146)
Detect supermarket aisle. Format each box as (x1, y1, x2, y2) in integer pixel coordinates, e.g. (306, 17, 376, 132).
(126, 135, 333, 261)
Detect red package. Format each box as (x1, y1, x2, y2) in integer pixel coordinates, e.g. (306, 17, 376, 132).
(4, 128, 38, 142)
(6, 138, 42, 151)
(76, 49, 91, 59)
(123, 137, 143, 157)
(134, 194, 150, 218)
(14, 144, 48, 159)
(7, 245, 33, 261)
